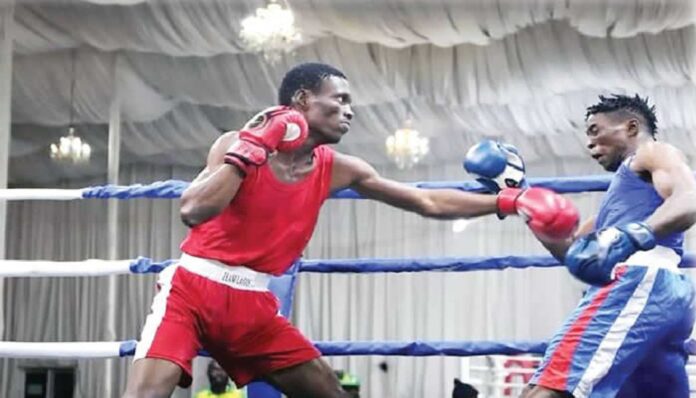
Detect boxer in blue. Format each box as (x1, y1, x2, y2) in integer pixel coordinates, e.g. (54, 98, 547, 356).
(529, 94, 696, 398)
(468, 94, 696, 398)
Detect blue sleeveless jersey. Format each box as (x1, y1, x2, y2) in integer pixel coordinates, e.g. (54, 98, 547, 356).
(594, 157, 684, 255)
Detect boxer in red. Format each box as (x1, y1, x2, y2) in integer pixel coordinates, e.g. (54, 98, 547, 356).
(122, 63, 579, 398)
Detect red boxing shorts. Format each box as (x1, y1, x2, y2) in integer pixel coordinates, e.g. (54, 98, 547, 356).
(133, 254, 321, 387)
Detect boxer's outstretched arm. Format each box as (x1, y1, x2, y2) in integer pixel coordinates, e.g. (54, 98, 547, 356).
(331, 152, 498, 219)
(180, 132, 244, 227)
(633, 141, 696, 236)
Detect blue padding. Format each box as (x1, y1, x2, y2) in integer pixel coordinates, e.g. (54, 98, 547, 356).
(118, 339, 696, 357)
(268, 262, 300, 318)
(525, 175, 613, 193)
(316, 339, 696, 356)
(247, 382, 282, 398)
(82, 180, 189, 199)
(129, 257, 177, 274)
(128, 253, 696, 275)
(117, 340, 547, 357)
(330, 175, 614, 198)
(298, 255, 561, 273)
(119, 340, 138, 357)
(315, 340, 548, 356)
(78, 175, 615, 200)
(300, 253, 696, 272)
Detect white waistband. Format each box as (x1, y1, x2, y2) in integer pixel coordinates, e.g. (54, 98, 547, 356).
(619, 245, 681, 271)
(178, 253, 271, 291)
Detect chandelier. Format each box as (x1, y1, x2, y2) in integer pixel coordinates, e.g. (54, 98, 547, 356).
(50, 126, 91, 164)
(385, 119, 430, 169)
(240, 0, 301, 61)
(50, 50, 91, 164)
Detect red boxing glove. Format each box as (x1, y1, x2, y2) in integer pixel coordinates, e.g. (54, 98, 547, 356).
(224, 106, 308, 175)
(497, 187, 579, 241)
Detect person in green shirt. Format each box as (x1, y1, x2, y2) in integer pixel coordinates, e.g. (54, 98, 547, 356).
(195, 361, 245, 398)
(335, 370, 360, 398)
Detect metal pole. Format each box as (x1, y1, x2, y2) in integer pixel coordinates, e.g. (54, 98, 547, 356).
(104, 53, 122, 398)
(0, 0, 15, 339)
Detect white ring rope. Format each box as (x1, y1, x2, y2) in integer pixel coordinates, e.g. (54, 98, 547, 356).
(0, 188, 84, 201)
(0, 259, 135, 277)
(0, 341, 123, 359)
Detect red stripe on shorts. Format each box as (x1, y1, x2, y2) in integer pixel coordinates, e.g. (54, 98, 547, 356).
(538, 267, 627, 389)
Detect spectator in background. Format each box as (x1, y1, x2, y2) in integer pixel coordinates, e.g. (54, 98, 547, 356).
(335, 370, 360, 398)
(195, 361, 245, 398)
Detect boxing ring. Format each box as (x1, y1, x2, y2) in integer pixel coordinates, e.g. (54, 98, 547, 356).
(2, 175, 696, 397)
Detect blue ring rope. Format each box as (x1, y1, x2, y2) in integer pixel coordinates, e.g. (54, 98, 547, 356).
(128, 254, 696, 274)
(117, 338, 696, 357)
(82, 175, 613, 200)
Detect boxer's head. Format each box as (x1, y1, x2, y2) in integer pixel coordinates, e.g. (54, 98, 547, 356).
(207, 360, 229, 392)
(585, 94, 657, 171)
(279, 63, 354, 145)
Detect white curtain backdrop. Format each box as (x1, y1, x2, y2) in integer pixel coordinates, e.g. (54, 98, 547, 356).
(3, 161, 696, 397)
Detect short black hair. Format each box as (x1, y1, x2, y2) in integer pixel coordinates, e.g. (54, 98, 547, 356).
(278, 62, 347, 106)
(206, 360, 224, 374)
(585, 94, 658, 137)
(453, 378, 478, 398)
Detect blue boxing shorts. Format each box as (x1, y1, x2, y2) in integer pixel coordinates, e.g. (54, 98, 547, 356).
(530, 261, 695, 398)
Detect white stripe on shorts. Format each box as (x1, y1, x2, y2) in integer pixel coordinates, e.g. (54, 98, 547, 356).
(133, 264, 178, 361)
(572, 266, 659, 398)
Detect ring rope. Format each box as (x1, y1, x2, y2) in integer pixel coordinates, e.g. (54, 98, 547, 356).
(1, 254, 693, 277)
(1, 339, 694, 359)
(0, 175, 615, 201)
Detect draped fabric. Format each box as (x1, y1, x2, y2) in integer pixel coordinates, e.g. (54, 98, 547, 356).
(13, 0, 695, 56)
(6, 0, 696, 185)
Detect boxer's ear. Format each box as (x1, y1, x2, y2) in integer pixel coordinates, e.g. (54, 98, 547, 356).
(291, 89, 311, 111)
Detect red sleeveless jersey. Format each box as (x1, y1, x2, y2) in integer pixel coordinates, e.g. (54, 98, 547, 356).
(180, 145, 335, 275)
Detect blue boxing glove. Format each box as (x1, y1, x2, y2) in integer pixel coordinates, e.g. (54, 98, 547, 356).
(565, 222, 656, 286)
(464, 140, 527, 193)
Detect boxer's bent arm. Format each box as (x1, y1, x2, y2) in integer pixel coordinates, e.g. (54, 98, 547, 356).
(331, 152, 497, 219)
(535, 216, 596, 261)
(633, 141, 696, 236)
(180, 132, 244, 227)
